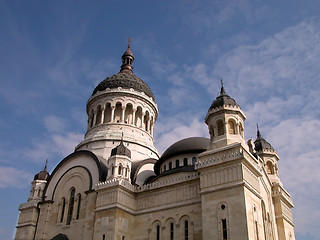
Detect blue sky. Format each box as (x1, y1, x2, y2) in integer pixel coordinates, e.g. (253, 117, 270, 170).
(1, 1, 320, 239)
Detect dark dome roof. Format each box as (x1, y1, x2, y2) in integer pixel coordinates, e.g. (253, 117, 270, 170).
(34, 161, 50, 180)
(92, 44, 155, 100)
(154, 137, 210, 175)
(92, 72, 154, 100)
(209, 85, 239, 110)
(111, 140, 131, 158)
(254, 130, 275, 153)
(161, 137, 210, 160)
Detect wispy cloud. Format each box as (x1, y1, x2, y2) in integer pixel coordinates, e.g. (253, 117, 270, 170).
(0, 167, 33, 188)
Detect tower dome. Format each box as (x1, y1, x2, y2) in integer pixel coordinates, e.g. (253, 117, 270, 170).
(205, 80, 246, 149)
(254, 127, 275, 153)
(76, 41, 159, 163)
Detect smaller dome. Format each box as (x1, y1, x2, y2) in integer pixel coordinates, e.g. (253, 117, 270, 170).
(34, 160, 50, 180)
(209, 83, 239, 110)
(111, 140, 131, 158)
(161, 137, 210, 161)
(254, 130, 275, 153)
(154, 137, 209, 175)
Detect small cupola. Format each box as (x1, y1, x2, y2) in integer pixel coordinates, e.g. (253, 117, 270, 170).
(120, 37, 134, 73)
(111, 139, 131, 158)
(107, 134, 132, 181)
(34, 159, 50, 181)
(205, 80, 246, 149)
(254, 125, 280, 180)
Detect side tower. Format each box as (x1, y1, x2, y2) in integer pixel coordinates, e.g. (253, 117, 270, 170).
(196, 83, 295, 240)
(205, 81, 246, 149)
(15, 162, 49, 240)
(254, 128, 295, 240)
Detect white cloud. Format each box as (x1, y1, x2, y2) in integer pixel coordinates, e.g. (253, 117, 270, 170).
(155, 118, 208, 154)
(264, 118, 320, 236)
(44, 115, 67, 133)
(0, 167, 33, 188)
(25, 115, 83, 163)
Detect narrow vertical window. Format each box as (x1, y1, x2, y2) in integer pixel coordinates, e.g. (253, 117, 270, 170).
(76, 194, 81, 220)
(67, 188, 75, 225)
(60, 198, 65, 223)
(192, 157, 197, 165)
(176, 159, 179, 168)
(222, 219, 228, 240)
(112, 166, 114, 175)
(169, 162, 172, 170)
(102, 235, 105, 240)
(185, 220, 189, 240)
(156, 225, 160, 240)
(170, 222, 174, 240)
(118, 165, 122, 175)
(183, 158, 188, 166)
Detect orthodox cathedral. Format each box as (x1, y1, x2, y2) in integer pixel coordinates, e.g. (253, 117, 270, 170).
(15, 42, 295, 240)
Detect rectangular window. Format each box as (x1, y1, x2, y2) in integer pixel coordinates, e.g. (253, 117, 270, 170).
(170, 223, 174, 240)
(185, 220, 189, 240)
(222, 219, 228, 240)
(156, 225, 160, 240)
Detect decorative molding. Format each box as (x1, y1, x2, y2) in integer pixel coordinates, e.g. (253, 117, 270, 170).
(195, 144, 243, 169)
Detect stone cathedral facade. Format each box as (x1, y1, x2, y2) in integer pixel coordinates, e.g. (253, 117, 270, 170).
(15, 43, 295, 240)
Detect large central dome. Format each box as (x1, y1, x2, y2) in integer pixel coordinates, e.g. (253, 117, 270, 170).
(92, 72, 154, 100)
(92, 42, 154, 100)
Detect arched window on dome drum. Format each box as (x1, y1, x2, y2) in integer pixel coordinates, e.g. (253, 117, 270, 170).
(104, 103, 112, 123)
(125, 104, 133, 124)
(176, 159, 180, 168)
(183, 158, 188, 166)
(76, 194, 81, 220)
(60, 198, 66, 223)
(228, 120, 236, 134)
(164, 165, 166, 171)
(114, 103, 122, 123)
(67, 188, 75, 225)
(144, 111, 150, 131)
(96, 105, 102, 125)
(217, 120, 224, 136)
(90, 110, 94, 128)
(169, 162, 172, 170)
(135, 107, 143, 127)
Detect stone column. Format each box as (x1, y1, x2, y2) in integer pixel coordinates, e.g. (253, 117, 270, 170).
(121, 106, 126, 123)
(111, 106, 115, 122)
(92, 110, 97, 127)
(132, 108, 136, 126)
(141, 112, 145, 129)
(101, 106, 106, 123)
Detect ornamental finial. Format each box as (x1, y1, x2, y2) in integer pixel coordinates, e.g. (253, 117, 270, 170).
(44, 159, 48, 171)
(256, 124, 261, 137)
(220, 79, 226, 95)
(128, 37, 131, 48)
